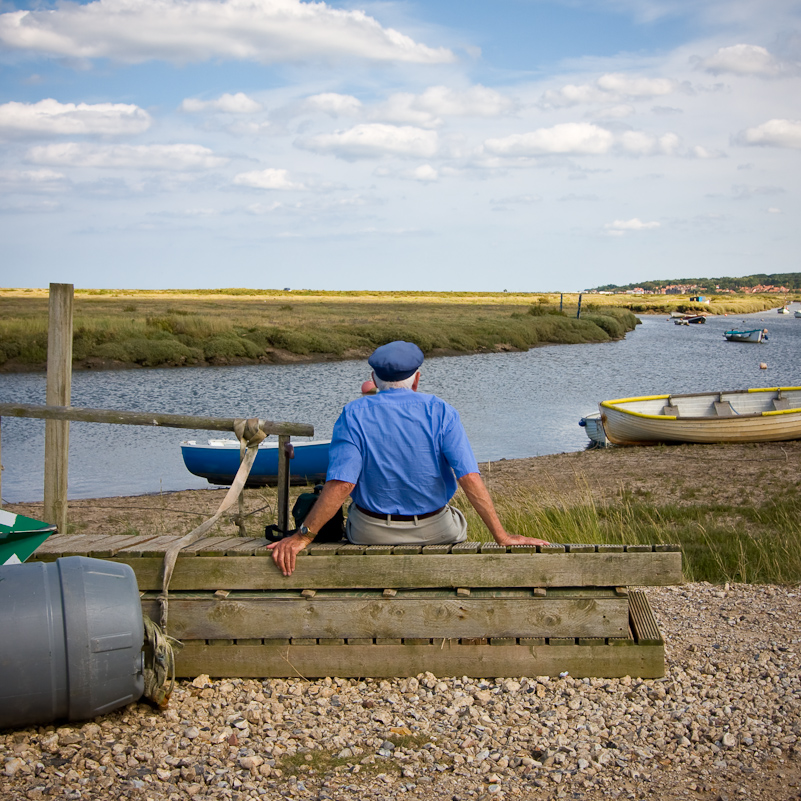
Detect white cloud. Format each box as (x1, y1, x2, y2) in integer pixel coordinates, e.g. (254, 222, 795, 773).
(590, 104, 636, 119)
(541, 73, 678, 108)
(0, 0, 454, 65)
(305, 93, 363, 117)
(374, 85, 514, 129)
(491, 194, 542, 210)
(410, 164, 438, 182)
(690, 145, 726, 159)
(700, 44, 789, 77)
(736, 119, 801, 149)
(597, 73, 677, 97)
(233, 168, 305, 190)
(181, 93, 262, 113)
(619, 130, 680, 156)
(483, 123, 686, 159)
(484, 123, 615, 156)
(767, 207, 782, 214)
(0, 99, 150, 137)
(26, 142, 227, 169)
(297, 124, 439, 160)
(1, 168, 66, 183)
(604, 218, 661, 235)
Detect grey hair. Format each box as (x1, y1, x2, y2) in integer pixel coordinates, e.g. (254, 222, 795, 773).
(373, 372, 417, 391)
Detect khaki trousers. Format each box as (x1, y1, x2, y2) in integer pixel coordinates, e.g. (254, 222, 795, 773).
(345, 504, 468, 546)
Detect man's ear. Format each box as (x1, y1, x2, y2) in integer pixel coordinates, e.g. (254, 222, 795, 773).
(412, 371, 420, 391)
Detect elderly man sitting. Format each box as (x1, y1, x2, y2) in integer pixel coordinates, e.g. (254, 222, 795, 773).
(268, 341, 548, 576)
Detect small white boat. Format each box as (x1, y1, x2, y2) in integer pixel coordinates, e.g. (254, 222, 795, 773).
(579, 412, 609, 448)
(599, 387, 801, 446)
(795, 310, 801, 319)
(778, 307, 790, 315)
(724, 328, 768, 343)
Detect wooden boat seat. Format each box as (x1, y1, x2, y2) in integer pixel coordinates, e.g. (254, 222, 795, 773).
(714, 401, 735, 417)
(662, 405, 679, 416)
(773, 398, 792, 411)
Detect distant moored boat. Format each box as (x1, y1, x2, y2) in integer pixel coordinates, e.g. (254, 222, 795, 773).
(723, 328, 768, 343)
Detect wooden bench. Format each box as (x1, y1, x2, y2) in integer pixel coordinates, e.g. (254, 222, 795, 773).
(31, 536, 682, 679)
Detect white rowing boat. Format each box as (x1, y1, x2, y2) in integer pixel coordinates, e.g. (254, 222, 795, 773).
(599, 387, 801, 445)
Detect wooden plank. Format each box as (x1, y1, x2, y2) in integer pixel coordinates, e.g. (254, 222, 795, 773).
(113, 550, 683, 591)
(31, 533, 99, 556)
(173, 640, 664, 678)
(44, 283, 73, 535)
(276, 435, 290, 533)
(139, 595, 629, 640)
(225, 538, 271, 554)
(121, 535, 186, 557)
(88, 534, 166, 557)
(308, 543, 342, 555)
(337, 544, 366, 554)
(629, 590, 663, 646)
(0, 402, 314, 438)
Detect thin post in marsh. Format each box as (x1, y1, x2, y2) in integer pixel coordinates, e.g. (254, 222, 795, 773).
(577, 293, 583, 319)
(44, 283, 74, 534)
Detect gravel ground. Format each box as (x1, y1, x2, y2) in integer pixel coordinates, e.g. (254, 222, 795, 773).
(3, 581, 801, 801)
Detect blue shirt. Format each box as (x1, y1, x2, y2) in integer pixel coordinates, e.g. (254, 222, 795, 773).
(326, 389, 480, 515)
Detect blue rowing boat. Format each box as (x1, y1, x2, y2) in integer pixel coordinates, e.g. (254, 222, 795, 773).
(181, 439, 331, 487)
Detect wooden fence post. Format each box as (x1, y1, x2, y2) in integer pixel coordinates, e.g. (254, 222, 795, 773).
(43, 283, 73, 533)
(577, 293, 583, 319)
(276, 435, 291, 533)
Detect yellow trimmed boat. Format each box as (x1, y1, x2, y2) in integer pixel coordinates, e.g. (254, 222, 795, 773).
(599, 387, 801, 445)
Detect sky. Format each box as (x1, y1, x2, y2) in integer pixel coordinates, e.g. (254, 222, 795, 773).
(0, 0, 800, 292)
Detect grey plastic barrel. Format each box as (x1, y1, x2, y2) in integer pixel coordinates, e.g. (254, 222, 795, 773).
(0, 556, 145, 729)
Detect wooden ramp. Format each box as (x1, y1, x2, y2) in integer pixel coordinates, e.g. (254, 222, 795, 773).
(31, 535, 681, 679)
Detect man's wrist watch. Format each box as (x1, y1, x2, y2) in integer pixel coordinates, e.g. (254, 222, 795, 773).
(298, 524, 315, 539)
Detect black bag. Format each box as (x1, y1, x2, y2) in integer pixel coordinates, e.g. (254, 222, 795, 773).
(265, 484, 345, 542)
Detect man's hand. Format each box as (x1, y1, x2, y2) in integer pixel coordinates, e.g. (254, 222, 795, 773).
(494, 532, 550, 547)
(267, 531, 314, 577)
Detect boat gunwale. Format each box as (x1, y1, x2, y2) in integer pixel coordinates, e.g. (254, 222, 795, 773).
(600, 387, 801, 422)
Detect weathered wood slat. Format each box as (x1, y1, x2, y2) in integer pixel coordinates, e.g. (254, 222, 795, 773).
(140, 594, 629, 640)
(80, 551, 681, 590)
(171, 639, 664, 678)
(0, 402, 314, 437)
(629, 590, 663, 645)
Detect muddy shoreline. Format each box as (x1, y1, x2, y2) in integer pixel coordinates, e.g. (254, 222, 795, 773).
(5, 440, 800, 539)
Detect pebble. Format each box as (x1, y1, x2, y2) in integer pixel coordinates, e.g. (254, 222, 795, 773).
(2, 583, 801, 800)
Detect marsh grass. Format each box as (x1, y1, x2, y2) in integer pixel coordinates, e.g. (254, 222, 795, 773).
(0, 288, 785, 370)
(0, 291, 646, 369)
(451, 483, 801, 585)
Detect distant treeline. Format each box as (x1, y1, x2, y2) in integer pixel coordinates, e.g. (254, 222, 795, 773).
(592, 272, 801, 293)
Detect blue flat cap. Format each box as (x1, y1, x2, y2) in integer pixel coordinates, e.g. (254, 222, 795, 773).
(368, 341, 424, 381)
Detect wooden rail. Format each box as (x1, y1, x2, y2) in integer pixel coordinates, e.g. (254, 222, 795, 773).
(0, 403, 314, 532)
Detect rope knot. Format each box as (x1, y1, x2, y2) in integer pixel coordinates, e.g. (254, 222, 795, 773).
(234, 417, 268, 449)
